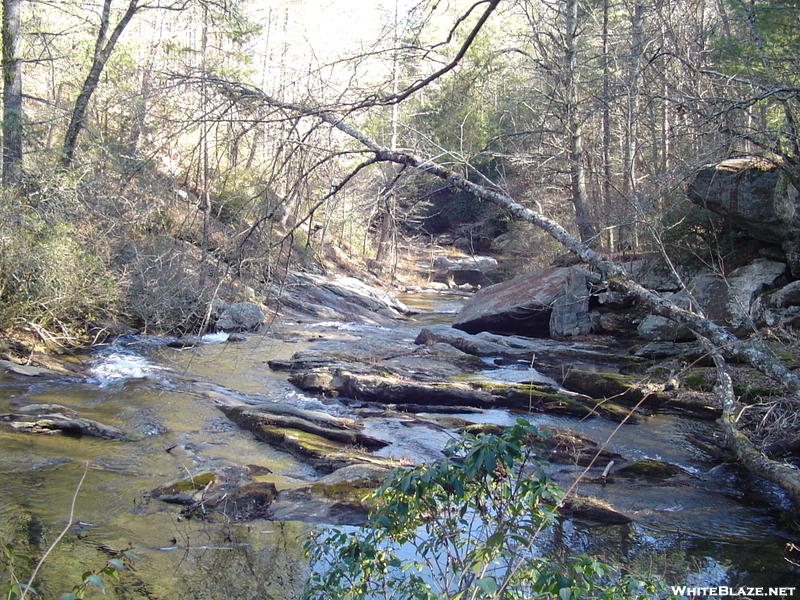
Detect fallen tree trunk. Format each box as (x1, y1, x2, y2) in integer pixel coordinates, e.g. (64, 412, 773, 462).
(709, 348, 800, 504)
(211, 78, 800, 503)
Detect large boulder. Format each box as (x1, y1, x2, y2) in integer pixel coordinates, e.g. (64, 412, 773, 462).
(452, 266, 593, 337)
(637, 259, 787, 338)
(215, 302, 265, 332)
(686, 259, 786, 333)
(687, 158, 800, 275)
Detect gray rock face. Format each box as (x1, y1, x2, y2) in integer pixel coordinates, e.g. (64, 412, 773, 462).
(453, 266, 592, 337)
(276, 272, 415, 324)
(216, 302, 265, 332)
(687, 158, 800, 242)
(689, 259, 786, 333)
(430, 255, 500, 287)
(637, 259, 786, 338)
(687, 157, 800, 275)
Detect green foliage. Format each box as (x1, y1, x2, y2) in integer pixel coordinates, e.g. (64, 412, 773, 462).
(1, 543, 36, 600)
(302, 420, 660, 600)
(1, 541, 139, 600)
(58, 550, 139, 600)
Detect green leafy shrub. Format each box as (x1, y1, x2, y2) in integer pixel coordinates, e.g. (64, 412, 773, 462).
(302, 419, 660, 600)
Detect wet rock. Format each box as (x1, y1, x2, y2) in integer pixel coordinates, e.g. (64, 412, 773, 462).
(218, 403, 389, 450)
(152, 472, 217, 504)
(560, 368, 668, 409)
(214, 400, 393, 474)
(167, 336, 202, 348)
(271, 464, 390, 525)
(290, 368, 636, 422)
(416, 325, 642, 370)
(0, 360, 63, 378)
(219, 482, 279, 520)
(452, 266, 594, 337)
(151, 464, 279, 520)
(215, 302, 265, 332)
(560, 497, 632, 525)
(614, 459, 686, 480)
(1, 404, 132, 440)
(460, 424, 621, 467)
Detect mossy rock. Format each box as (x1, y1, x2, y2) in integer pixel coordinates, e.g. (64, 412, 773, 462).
(255, 425, 396, 473)
(215, 482, 278, 520)
(732, 381, 781, 402)
(459, 423, 507, 437)
(151, 472, 217, 504)
(614, 459, 685, 480)
(681, 370, 714, 392)
(308, 465, 390, 504)
(560, 496, 632, 525)
(560, 368, 667, 409)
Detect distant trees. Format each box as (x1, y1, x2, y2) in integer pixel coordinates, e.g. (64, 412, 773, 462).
(60, 0, 144, 168)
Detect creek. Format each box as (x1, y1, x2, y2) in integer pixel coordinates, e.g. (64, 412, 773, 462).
(0, 292, 796, 598)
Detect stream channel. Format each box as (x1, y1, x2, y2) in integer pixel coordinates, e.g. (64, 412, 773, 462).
(0, 292, 797, 597)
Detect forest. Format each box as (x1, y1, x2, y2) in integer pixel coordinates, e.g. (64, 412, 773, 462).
(0, 0, 797, 334)
(1, 0, 800, 595)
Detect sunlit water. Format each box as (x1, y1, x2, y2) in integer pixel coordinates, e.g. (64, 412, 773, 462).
(0, 295, 797, 596)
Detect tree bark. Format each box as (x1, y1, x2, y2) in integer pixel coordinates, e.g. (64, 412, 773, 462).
(2, 0, 22, 186)
(563, 0, 596, 244)
(60, 0, 140, 168)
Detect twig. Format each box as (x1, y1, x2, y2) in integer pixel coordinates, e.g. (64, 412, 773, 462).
(19, 461, 90, 600)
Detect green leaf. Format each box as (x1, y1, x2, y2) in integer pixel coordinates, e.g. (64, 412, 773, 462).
(477, 576, 498, 595)
(60, 594, 77, 600)
(559, 586, 572, 600)
(486, 531, 504, 547)
(107, 558, 125, 571)
(85, 575, 105, 592)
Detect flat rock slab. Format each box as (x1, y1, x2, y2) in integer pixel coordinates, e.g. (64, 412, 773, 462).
(215, 401, 394, 474)
(1, 404, 131, 440)
(0, 360, 63, 378)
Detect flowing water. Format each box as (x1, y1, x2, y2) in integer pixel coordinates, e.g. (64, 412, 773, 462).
(0, 293, 797, 597)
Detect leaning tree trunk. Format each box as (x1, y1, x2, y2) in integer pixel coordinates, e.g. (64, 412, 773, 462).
(61, 0, 140, 168)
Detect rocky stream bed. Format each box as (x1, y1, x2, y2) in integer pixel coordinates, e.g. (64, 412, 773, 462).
(1, 276, 799, 597)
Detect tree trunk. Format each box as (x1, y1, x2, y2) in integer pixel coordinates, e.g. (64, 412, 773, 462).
(61, 0, 140, 168)
(2, 0, 22, 187)
(564, 0, 596, 244)
(601, 0, 613, 250)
